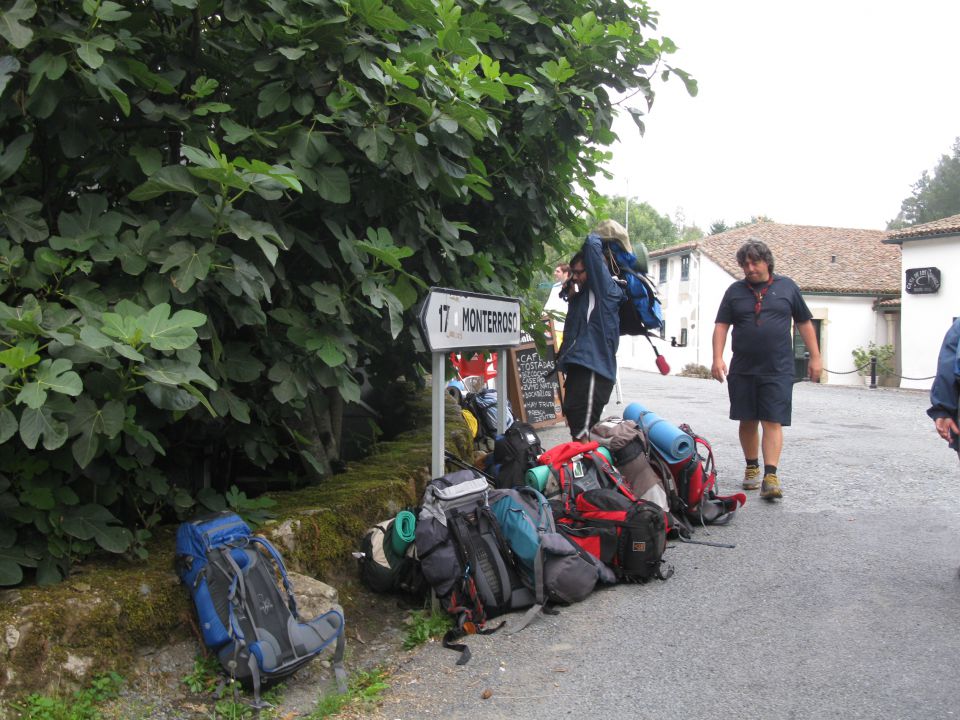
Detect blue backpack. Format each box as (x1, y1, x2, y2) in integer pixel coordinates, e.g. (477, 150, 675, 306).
(175, 512, 347, 705)
(604, 242, 664, 335)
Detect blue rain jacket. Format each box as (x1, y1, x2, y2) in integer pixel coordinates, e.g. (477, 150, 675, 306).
(556, 234, 625, 383)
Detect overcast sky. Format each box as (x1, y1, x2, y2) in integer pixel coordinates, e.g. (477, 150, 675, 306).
(593, 0, 960, 232)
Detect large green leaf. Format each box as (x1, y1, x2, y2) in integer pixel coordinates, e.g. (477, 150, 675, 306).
(315, 166, 350, 203)
(0, 0, 36, 49)
(0, 343, 40, 371)
(128, 166, 201, 200)
(19, 406, 68, 450)
(0, 133, 32, 184)
(1, 196, 48, 243)
(0, 407, 17, 443)
(143, 383, 200, 412)
(138, 304, 207, 351)
(62, 504, 132, 553)
(157, 241, 213, 292)
(141, 359, 217, 390)
(16, 358, 83, 409)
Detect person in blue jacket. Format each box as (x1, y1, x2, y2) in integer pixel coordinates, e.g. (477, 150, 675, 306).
(556, 229, 626, 439)
(927, 317, 960, 460)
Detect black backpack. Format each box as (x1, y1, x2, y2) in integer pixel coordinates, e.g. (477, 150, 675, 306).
(356, 514, 426, 598)
(493, 421, 543, 489)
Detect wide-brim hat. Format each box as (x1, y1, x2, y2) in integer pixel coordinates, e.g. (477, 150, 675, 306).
(593, 219, 633, 255)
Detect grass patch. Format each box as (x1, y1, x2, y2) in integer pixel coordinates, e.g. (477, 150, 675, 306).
(308, 668, 390, 719)
(9, 672, 124, 720)
(178, 655, 286, 719)
(402, 609, 453, 650)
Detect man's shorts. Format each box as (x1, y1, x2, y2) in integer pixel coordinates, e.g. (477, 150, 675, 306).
(727, 373, 794, 426)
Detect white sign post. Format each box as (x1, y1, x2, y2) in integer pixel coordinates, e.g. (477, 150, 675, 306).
(418, 288, 522, 479)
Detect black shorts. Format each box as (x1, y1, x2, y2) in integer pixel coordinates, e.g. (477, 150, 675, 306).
(727, 373, 794, 426)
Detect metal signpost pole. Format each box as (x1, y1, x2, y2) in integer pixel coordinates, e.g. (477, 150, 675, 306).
(496, 348, 508, 434)
(431, 351, 445, 479)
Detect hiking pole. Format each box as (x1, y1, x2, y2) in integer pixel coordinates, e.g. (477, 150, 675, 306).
(676, 536, 736, 549)
(443, 450, 497, 482)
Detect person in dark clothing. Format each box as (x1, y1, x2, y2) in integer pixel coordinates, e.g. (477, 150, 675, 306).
(711, 239, 822, 500)
(927, 317, 960, 460)
(556, 227, 625, 439)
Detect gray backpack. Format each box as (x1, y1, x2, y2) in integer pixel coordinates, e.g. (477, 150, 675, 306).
(415, 470, 535, 663)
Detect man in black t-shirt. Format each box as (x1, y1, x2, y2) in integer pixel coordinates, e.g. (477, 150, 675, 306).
(711, 240, 822, 500)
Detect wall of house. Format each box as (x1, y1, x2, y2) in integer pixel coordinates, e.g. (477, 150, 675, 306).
(802, 294, 890, 387)
(618, 251, 733, 375)
(898, 235, 960, 390)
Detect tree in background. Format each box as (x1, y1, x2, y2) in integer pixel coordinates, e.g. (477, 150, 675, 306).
(888, 138, 960, 229)
(0, 1, 694, 583)
(709, 215, 773, 234)
(594, 195, 681, 249)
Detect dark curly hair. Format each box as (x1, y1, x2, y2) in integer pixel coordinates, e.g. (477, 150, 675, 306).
(736, 239, 775, 273)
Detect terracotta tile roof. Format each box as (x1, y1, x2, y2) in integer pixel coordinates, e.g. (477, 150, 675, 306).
(649, 222, 900, 295)
(884, 213, 960, 243)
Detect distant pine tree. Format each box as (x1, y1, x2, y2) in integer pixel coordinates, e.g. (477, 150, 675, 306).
(887, 138, 960, 229)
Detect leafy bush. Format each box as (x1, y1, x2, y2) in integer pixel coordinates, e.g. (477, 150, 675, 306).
(679, 363, 712, 379)
(851, 342, 895, 377)
(0, 0, 691, 585)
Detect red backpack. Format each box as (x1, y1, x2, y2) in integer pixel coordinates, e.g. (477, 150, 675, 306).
(661, 424, 746, 526)
(536, 440, 671, 582)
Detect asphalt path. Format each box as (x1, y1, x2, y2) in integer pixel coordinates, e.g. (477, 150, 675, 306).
(371, 370, 960, 720)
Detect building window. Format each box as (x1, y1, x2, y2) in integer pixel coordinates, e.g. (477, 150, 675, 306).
(658, 258, 667, 284)
(680, 254, 690, 281)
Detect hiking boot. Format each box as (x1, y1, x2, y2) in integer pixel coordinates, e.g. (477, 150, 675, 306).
(760, 473, 783, 500)
(742, 465, 762, 490)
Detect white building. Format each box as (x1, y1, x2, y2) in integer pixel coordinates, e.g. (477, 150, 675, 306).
(618, 222, 901, 386)
(883, 214, 960, 390)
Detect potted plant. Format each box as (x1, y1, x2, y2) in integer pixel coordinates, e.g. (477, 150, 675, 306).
(851, 342, 895, 382)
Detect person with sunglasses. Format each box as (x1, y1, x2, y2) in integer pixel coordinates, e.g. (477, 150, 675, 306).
(711, 239, 822, 500)
(555, 226, 626, 440)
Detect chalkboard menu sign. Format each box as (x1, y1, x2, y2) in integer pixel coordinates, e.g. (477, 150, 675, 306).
(507, 342, 565, 428)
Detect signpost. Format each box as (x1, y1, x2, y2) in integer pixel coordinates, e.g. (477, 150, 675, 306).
(418, 288, 523, 479)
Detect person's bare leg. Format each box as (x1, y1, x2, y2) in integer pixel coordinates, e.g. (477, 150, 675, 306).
(760, 421, 783, 467)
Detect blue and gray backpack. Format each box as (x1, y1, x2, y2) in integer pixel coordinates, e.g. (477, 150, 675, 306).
(603, 241, 664, 335)
(175, 512, 346, 704)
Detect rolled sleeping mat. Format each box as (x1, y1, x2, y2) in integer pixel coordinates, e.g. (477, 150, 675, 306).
(390, 510, 417, 556)
(525, 465, 551, 493)
(622, 402, 694, 464)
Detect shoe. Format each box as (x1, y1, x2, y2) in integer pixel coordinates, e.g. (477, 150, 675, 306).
(742, 465, 761, 490)
(760, 473, 783, 500)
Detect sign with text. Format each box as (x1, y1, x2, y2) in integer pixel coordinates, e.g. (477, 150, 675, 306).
(418, 288, 522, 352)
(507, 341, 565, 428)
(905, 267, 941, 294)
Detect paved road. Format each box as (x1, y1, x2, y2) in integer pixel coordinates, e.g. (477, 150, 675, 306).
(371, 370, 960, 720)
